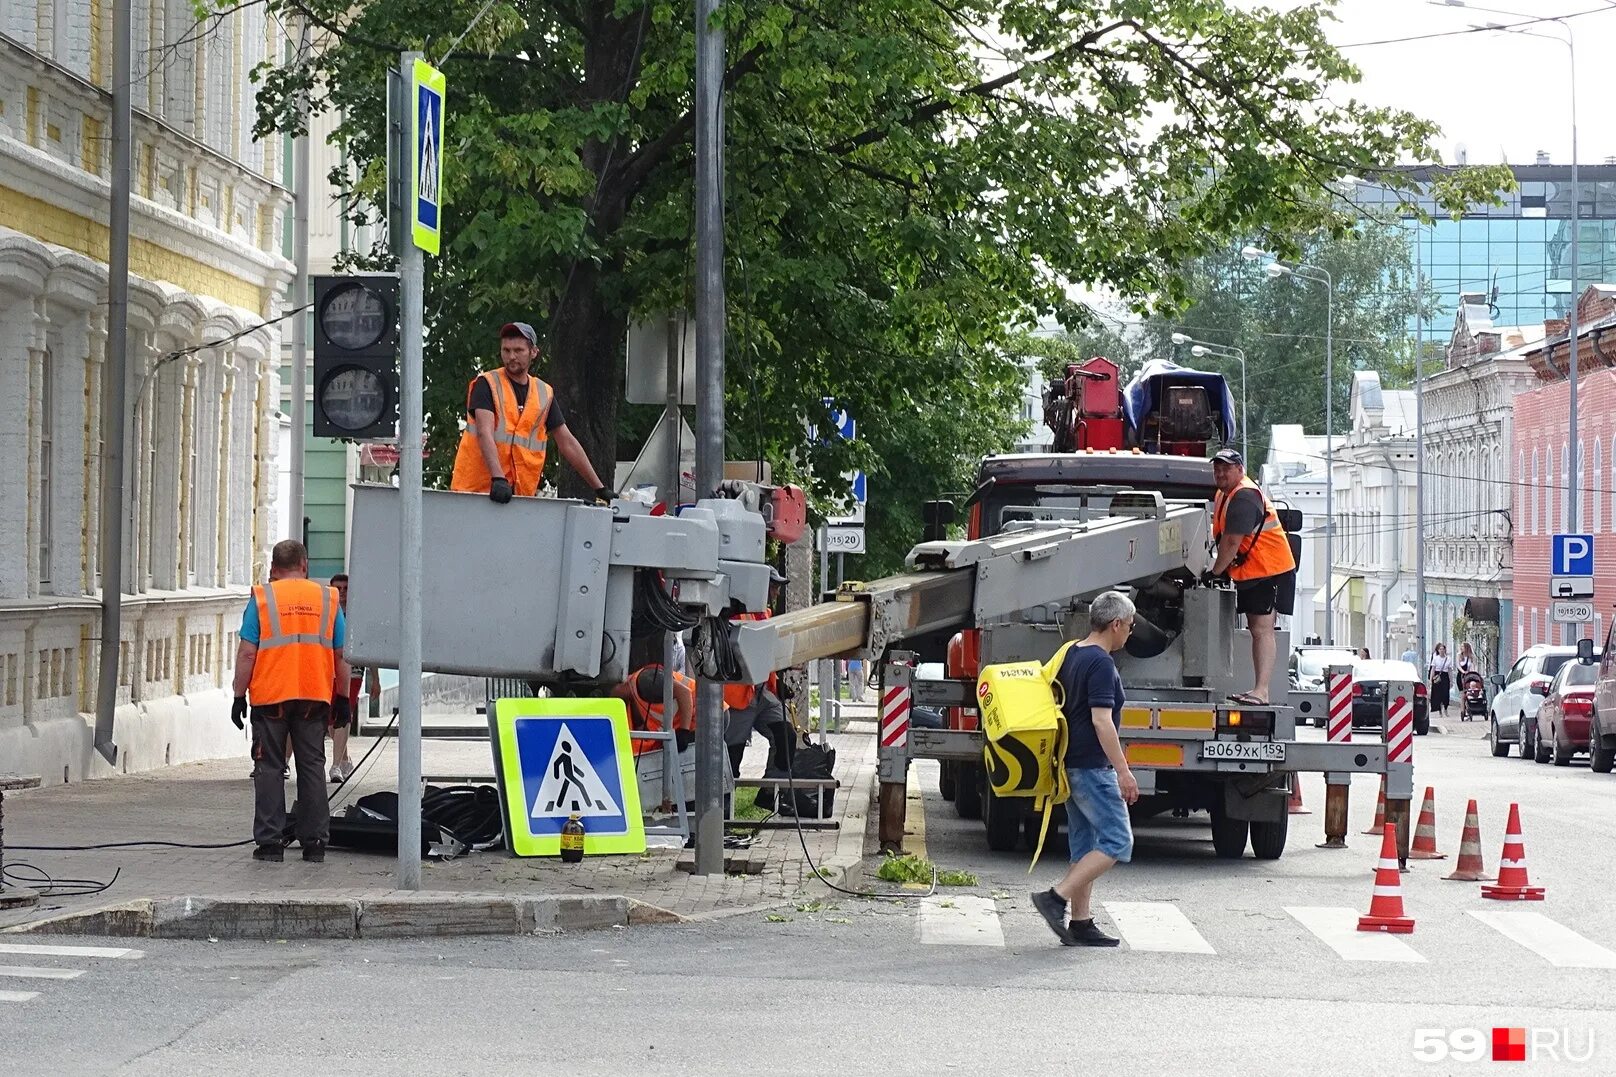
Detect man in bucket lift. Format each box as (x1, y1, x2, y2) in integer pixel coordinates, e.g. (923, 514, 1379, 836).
(1205, 448, 1296, 705)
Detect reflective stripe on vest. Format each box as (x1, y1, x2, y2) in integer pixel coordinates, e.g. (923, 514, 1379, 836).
(627, 665, 694, 754)
(1212, 477, 1295, 581)
(486, 371, 551, 454)
(249, 579, 339, 706)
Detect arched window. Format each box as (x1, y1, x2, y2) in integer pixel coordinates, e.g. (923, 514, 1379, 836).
(1531, 447, 1540, 534)
(1595, 440, 1604, 534)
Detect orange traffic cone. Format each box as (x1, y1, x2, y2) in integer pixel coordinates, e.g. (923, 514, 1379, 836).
(1361, 777, 1387, 835)
(1288, 773, 1310, 815)
(1408, 787, 1446, 860)
(1358, 822, 1416, 933)
(1481, 803, 1545, 900)
(1443, 799, 1494, 882)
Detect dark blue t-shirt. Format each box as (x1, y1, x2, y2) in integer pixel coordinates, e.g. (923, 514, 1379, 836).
(1058, 643, 1124, 769)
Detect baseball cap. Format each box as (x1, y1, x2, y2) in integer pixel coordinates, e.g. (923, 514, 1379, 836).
(1211, 448, 1244, 467)
(500, 321, 538, 347)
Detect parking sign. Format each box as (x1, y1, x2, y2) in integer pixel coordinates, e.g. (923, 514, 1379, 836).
(1552, 533, 1594, 576)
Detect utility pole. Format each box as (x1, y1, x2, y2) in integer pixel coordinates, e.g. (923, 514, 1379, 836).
(395, 52, 426, 890)
(1414, 224, 1426, 666)
(289, 15, 311, 530)
(93, 0, 133, 766)
(691, 0, 727, 876)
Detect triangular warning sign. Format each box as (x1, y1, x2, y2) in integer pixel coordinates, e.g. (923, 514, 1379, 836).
(530, 722, 620, 818)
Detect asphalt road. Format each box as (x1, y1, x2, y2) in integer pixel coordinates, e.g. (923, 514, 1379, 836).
(6, 724, 1615, 1077)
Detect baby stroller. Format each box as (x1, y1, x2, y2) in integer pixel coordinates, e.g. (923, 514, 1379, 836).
(1460, 671, 1487, 720)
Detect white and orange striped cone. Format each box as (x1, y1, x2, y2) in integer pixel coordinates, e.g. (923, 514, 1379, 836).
(1358, 822, 1416, 933)
(1288, 773, 1310, 815)
(1361, 776, 1387, 835)
(1443, 799, 1494, 882)
(1407, 786, 1446, 860)
(1481, 803, 1545, 900)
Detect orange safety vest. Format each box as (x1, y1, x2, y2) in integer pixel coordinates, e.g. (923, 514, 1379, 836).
(1211, 477, 1297, 582)
(723, 610, 778, 710)
(627, 665, 697, 756)
(249, 579, 340, 706)
(449, 370, 553, 496)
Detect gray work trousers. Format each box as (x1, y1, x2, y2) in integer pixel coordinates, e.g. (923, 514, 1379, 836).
(251, 701, 330, 847)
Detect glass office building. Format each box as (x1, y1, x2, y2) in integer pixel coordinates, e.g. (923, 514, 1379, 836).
(1354, 163, 1616, 331)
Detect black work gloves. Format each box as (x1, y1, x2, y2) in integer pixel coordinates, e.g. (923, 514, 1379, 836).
(231, 696, 248, 730)
(490, 477, 514, 504)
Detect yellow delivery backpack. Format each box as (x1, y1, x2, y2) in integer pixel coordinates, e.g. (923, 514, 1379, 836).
(977, 640, 1078, 871)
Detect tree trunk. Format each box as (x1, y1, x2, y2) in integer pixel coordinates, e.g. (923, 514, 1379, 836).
(547, 261, 626, 500)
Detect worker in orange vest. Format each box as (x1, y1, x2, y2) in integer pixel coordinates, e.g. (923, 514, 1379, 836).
(448, 321, 613, 503)
(609, 664, 698, 756)
(1206, 448, 1297, 706)
(723, 567, 792, 777)
(231, 540, 349, 863)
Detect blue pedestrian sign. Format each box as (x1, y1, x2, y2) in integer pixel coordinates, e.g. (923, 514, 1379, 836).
(489, 697, 645, 857)
(410, 58, 445, 255)
(1553, 533, 1595, 576)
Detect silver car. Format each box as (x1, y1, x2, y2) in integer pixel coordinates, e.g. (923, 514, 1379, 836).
(1489, 646, 1581, 759)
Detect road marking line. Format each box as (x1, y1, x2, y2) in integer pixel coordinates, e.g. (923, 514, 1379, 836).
(903, 764, 929, 880)
(1469, 911, 1616, 968)
(0, 966, 85, 980)
(1285, 906, 1425, 963)
(0, 990, 40, 1002)
(918, 895, 1005, 947)
(0, 943, 143, 960)
(1103, 901, 1216, 954)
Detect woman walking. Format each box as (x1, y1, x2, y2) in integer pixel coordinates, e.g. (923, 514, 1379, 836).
(1429, 642, 1453, 719)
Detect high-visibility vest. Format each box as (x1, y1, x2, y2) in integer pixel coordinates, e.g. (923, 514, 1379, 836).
(627, 665, 696, 756)
(249, 579, 340, 706)
(1211, 477, 1297, 582)
(449, 370, 553, 496)
(723, 610, 778, 710)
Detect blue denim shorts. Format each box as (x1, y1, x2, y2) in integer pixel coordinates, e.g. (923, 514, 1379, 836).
(1066, 766, 1134, 863)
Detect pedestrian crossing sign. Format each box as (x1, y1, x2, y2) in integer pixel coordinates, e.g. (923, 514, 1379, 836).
(489, 697, 645, 857)
(409, 57, 444, 255)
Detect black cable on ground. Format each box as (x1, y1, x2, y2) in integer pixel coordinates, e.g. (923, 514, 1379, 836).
(2, 862, 121, 897)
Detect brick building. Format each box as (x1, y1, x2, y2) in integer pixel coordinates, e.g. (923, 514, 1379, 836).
(1, 7, 293, 782)
(1510, 286, 1616, 656)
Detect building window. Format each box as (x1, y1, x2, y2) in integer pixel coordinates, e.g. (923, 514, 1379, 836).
(1596, 441, 1604, 533)
(1532, 606, 1539, 646)
(1531, 448, 1539, 534)
(1562, 443, 1570, 531)
(38, 352, 52, 587)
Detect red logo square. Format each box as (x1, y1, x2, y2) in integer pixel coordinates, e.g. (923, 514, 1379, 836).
(1492, 1027, 1526, 1062)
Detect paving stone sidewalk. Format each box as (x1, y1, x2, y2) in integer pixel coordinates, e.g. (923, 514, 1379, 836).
(0, 710, 879, 934)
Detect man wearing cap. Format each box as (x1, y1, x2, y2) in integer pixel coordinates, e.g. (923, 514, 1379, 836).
(449, 321, 612, 503)
(1206, 448, 1296, 705)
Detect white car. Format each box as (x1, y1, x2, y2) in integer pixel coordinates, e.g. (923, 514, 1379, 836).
(1489, 645, 1582, 759)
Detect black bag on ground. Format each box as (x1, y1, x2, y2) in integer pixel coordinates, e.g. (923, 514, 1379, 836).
(754, 738, 837, 818)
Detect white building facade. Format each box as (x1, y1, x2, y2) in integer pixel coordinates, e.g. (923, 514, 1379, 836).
(1261, 425, 1328, 643)
(1331, 372, 1418, 656)
(1, 6, 292, 782)
(1421, 296, 1541, 672)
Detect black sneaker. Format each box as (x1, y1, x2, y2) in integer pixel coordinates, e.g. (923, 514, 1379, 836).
(252, 844, 284, 862)
(301, 842, 326, 863)
(1031, 889, 1074, 945)
(1066, 918, 1121, 947)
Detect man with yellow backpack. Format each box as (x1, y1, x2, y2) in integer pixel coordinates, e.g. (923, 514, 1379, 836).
(1028, 590, 1140, 947)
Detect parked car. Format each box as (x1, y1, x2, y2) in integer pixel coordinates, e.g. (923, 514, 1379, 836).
(1350, 659, 1430, 736)
(1589, 629, 1616, 773)
(911, 662, 947, 730)
(1287, 646, 1359, 727)
(1531, 658, 1599, 766)
(1489, 645, 1582, 760)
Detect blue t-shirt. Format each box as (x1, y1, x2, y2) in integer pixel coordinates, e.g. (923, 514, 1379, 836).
(1058, 643, 1124, 769)
(240, 592, 346, 649)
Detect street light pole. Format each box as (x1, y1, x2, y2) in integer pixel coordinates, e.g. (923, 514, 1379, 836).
(1244, 249, 1334, 643)
(1180, 338, 1248, 462)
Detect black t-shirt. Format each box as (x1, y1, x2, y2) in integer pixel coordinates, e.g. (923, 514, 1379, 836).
(1057, 644, 1125, 769)
(1220, 488, 1265, 535)
(466, 375, 566, 429)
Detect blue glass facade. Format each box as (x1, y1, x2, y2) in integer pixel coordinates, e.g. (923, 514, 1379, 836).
(1355, 165, 1616, 331)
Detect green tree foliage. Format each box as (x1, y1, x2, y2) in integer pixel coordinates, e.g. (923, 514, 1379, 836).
(1142, 219, 1438, 468)
(240, 0, 1503, 576)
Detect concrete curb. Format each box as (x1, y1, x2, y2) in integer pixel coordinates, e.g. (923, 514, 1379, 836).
(1, 892, 684, 940)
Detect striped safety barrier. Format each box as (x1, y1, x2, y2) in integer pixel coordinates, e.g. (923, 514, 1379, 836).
(880, 683, 912, 748)
(1386, 690, 1415, 764)
(1326, 667, 1353, 744)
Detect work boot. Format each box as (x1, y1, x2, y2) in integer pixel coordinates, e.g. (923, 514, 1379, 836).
(252, 844, 284, 862)
(301, 842, 326, 863)
(1031, 889, 1074, 945)
(1066, 918, 1121, 947)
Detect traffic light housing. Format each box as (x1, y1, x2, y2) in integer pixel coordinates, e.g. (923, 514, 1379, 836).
(312, 274, 399, 439)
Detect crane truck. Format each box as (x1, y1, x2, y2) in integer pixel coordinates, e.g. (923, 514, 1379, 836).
(343, 356, 1414, 864)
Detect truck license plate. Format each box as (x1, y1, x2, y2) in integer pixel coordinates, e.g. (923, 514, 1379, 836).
(1200, 741, 1285, 763)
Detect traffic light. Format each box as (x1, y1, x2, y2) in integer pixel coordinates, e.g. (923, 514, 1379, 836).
(312, 274, 399, 439)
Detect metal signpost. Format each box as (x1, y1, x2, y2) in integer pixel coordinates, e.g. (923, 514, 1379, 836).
(393, 53, 444, 889)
